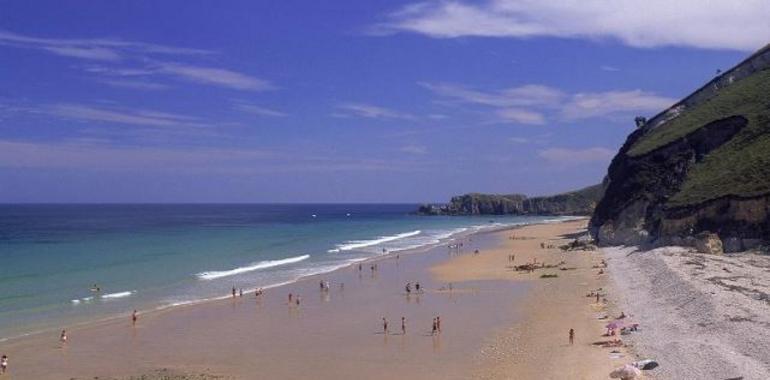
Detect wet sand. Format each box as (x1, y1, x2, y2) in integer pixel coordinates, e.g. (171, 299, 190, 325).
(0, 227, 526, 379)
(0, 219, 627, 379)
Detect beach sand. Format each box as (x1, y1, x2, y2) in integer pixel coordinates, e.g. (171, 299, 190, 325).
(0, 219, 632, 379)
(431, 219, 632, 379)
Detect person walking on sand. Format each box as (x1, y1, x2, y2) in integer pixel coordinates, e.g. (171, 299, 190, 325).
(436, 316, 441, 333)
(132, 310, 138, 325)
(401, 317, 406, 335)
(432, 318, 437, 335)
(382, 317, 388, 334)
(569, 328, 574, 345)
(60, 329, 68, 344)
(1, 354, 7, 374)
(232, 286, 236, 298)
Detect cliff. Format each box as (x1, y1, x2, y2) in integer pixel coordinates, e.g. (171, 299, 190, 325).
(589, 44, 770, 252)
(418, 184, 604, 216)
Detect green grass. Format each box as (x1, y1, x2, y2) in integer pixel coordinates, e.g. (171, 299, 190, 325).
(626, 69, 770, 207)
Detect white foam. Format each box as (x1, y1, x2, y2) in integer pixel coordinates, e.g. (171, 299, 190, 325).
(101, 291, 135, 300)
(329, 230, 421, 253)
(196, 254, 311, 281)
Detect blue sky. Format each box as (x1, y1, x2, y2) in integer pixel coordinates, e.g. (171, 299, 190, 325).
(0, 0, 766, 203)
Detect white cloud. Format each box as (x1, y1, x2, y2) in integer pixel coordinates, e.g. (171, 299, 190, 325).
(561, 90, 676, 120)
(155, 62, 274, 91)
(46, 103, 207, 128)
(420, 82, 564, 108)
(401, 144, 428, 154)
(496, 108, 545, 125)
(538, 147, 615, 165)
(44, 46, 121, 61)
(374, 0, 770, 51)
(336, 103, 416, 120)
(233, 103, 287, 117)
(0, 29, 211, 59)
(423, 81, 674, 123)
(100, 79, 168, 90)
(508, 137, 530, 144)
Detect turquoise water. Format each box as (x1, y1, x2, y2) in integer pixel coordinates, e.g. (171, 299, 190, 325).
(0, 204, 566, 340)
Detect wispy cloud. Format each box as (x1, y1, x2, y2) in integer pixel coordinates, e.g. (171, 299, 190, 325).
(373, 0, 770, 51)
(155, 62, 274, 91)
(99, 79, 168, 90)
(400, 144, 428, 154)
(0, 29, 211, 60)
(45, 103, 207, 128)
(420, 82, 564, 108)
(508, 137, 530, 144)
(335, 103, 417, 120)
(538, 147, 615, 165)
(600, 65, 621, 72)
(0, 139, 430, 174)
(233, 103, 288, 117)
(561, 90, 676, 120)
(495, 108, 545, 125)
(0, 30, 273, 91)
(422, 81, 674, 124)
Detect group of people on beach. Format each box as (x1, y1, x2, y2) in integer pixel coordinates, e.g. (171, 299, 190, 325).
(380, 315, 441, 336)
(404, 281, 422, 294)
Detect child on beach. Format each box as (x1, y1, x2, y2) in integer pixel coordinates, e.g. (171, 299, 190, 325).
(60, 329, 67, 344)
(1, 354, 7, 374)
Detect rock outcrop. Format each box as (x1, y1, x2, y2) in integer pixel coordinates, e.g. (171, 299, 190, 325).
(418, 184, 604, 216)
(590, 44, 770, 252)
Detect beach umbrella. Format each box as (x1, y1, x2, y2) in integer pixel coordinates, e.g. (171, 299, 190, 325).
(606, 321, 623, 330)
(610, 364, 642, 379)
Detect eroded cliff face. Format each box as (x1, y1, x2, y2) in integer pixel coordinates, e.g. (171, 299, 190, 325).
(590, 43, 770, 251)
(590, 116, 757, 247)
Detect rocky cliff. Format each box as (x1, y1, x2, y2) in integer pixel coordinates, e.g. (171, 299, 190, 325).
(589, 44, 770, 252)
(418, 184, 604, 216)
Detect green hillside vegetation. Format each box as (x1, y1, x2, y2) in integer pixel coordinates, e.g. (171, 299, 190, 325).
(628, 69, 770, 206)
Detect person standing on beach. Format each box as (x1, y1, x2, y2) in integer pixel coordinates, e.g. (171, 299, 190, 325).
(289, 293, 293, 304)
(60, 329, 67, 344)
(295, 295, 301, 306)
(382, 317, 388, 334)
(569, 328, 574, 345)
(1, 354, 7, 374)
(401, 317, 406, 335)
(436, 316, 441, 333)
(415, 282, 421, 293)
(132, 310, 138, 325)
(232, 286, 236, 298)
(431, 318, 437, 335)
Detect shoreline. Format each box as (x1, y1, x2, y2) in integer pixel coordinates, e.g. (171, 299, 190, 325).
(2, 220, 600, 379)
(0, 217, 574, 345)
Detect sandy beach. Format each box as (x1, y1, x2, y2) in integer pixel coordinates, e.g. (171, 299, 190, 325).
(0, 219, 637, 379)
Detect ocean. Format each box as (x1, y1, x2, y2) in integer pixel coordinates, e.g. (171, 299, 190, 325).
(0, 204, 568, 340)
